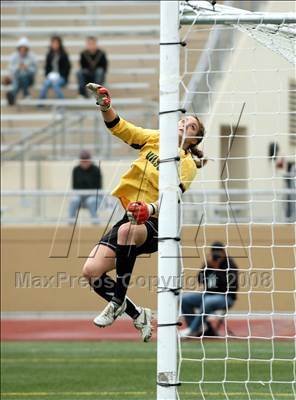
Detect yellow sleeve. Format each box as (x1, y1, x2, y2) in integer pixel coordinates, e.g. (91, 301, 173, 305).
(108, 117, 158, 149)
(179, 157, 197, 193)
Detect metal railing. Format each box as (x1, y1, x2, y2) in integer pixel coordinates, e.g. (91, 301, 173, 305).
(1, 189, 295, 225)
(1, 189, 120, 225)
(1, 107, 156, 161)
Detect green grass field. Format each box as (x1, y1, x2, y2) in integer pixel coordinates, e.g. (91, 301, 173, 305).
(1, 341, 295, 400)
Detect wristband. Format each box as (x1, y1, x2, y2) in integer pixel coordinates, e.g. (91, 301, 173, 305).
(149, 203, 156, 215)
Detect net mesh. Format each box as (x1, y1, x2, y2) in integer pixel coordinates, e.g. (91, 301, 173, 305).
(235, 23, 296, 65)
(175, 2, 296, 399)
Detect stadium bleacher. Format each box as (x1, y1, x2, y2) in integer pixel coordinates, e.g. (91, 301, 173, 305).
(1, 0, 209, 159)
(1, 0, 209, 223)
(1, 1, 162, 157)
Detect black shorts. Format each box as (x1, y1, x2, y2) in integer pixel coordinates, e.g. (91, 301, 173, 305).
(98, 214, 158, 255)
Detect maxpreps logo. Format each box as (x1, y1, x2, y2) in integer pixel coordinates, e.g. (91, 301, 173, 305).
(146, 151, 159, 170)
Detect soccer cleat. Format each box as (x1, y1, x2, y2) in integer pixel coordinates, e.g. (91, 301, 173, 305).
(179, 327, 201, 338)
(133, 307, 153, 342)
(93, 299, 127, 328)
(179, 327, 192, 338)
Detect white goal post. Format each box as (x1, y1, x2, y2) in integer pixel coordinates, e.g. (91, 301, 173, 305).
(157, 1, 296, 399)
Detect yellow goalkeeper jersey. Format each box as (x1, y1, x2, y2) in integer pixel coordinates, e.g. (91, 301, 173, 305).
(107, 117, 197, 210)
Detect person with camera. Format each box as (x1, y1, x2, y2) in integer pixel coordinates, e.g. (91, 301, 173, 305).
(180, 241, 238, 337)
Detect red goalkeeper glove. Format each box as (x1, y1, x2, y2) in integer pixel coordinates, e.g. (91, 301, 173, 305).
(86, 83, 111, 112)
(127, 201, 150, 225)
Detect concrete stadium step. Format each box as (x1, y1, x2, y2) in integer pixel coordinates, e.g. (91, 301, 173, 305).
(0, 83, 158, 103)
(1, 1, 158, 14)
(1, 25, 160, 37)
(1, 38, 159, 48)
(2, 19, 159, 29)
(0, 72, 159, 102)
(1, 57, 158, 71)
(1, 97, 158, 108)
(1, 67, 158, 78)
(1, 109, 157, 125)
(1, 14, 159, 29)
(1, 87, 152, 101)
(1, 90, 154, 104)
(0, 38, 159, 54)
(1, 33, 206, 55)
(1, 0, 162, 157)
(1, 53, 159, 64)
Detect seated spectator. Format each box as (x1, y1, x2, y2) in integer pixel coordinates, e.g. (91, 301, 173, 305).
(77, 36, 108, 98)
(180, 242, 238, 337)
(6, 37, 37, 106)
(39, 36, 71, 100)
(69, 150, 102, 224)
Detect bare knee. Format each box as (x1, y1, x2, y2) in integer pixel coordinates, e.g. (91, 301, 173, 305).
(118, 222, 148, 246)
(117, 222, 135, 245)
(82, 244, 116, 280)
(82, 261, 100, 281)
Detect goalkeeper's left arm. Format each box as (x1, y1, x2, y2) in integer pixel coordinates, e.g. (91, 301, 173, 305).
(86, 83, 158, 147)
(127, 200, 159, 225)
(86, 83, 117, 122)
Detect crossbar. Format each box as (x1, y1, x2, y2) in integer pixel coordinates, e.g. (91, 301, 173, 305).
(181, 14, 296, 25)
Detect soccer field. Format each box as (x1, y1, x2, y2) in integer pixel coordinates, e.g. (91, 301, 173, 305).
(1, 341, 294, 400)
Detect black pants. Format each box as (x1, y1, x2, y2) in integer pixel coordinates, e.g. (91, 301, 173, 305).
(98, 214, 158, 255)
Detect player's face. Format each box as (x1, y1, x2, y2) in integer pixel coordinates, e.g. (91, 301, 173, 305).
(178, 116, 199, 148)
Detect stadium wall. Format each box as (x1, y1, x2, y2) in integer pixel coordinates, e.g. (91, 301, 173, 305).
(1, 160, 129, 221)
(201, 0, 295, 222)
(2, 225, 294, 313)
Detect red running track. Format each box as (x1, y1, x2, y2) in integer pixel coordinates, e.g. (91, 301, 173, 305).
(1, 318, 295, 341)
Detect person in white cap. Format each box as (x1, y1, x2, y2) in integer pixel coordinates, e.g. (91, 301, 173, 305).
(6, 37, 37, 106)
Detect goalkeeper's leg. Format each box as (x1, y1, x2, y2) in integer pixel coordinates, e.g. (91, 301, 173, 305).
(83, 243, 153, 341)
(91, 223, 147, 328)
(83, 244, 141, 320)
(83, 214, 156, 341)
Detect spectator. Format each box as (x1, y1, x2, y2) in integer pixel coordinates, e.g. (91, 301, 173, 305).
(69, 150, 102, 224)
(6, 37, 37, 106)
(77, 36, 108, 98)
(180, 242, 238, 337)
(284, 161, 296, 222)
(39, 36, 71, 100)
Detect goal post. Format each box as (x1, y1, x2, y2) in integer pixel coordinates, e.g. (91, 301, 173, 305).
(157, 1, 295, 399)
(157, 2, 181, 398)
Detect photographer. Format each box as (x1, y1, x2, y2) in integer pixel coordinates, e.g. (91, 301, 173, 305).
(180, 241, 238, 337)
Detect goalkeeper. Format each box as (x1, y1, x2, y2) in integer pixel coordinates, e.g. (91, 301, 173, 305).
(82, 83, 206, 342)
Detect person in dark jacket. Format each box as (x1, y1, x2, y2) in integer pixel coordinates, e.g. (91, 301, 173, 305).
(180, 241, 238, 337)
(69, 150, 102, 224)
(77, 37, 108, 98)
(39, 36, 71, 100)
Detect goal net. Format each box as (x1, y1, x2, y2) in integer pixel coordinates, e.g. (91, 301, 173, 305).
(158, 1, 296, 399)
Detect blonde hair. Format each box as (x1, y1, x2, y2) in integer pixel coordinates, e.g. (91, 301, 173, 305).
(188, 116, 207, 169)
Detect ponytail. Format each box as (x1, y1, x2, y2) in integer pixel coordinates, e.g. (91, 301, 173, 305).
(188, 116, 207, 169)
(190, 145, 207, 169)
